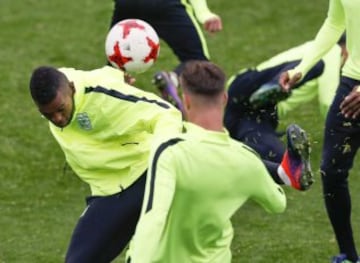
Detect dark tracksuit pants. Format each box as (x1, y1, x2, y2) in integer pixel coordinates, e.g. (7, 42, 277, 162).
(224, 60, 324, 183)
(65, 173, 146, 263)
(321, 76, 360, 261)
(224, 60, 324, 162)
(110, 0, 209, 75)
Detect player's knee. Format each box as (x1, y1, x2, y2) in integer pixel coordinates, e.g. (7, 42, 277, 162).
(320, 168, 349, 194)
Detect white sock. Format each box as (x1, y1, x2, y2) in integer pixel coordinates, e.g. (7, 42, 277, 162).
(277, 165, 291, 186)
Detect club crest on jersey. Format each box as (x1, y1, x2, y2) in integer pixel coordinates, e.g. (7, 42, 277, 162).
(77, 112, 92, 130)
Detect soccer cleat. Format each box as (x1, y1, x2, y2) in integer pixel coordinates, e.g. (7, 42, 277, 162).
(249, 83, 291, 108)
(277, 124, 314, 191)
(331, 254, 360, 263)
(152, 71, 184, 113)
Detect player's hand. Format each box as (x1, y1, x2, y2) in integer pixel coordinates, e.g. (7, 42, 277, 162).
(340, 85, 360, 119)
(204, 15, 222, 34)
(279, 71, 302, 92)
(124, 72, 136, 85)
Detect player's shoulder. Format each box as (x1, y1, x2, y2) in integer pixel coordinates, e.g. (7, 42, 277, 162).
(228, 137, 262, 158)
(92, 65, 124, 77)
(153, 136, 186, 161)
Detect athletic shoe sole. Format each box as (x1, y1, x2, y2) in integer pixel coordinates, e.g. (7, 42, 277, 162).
(286, 124, 314, 190)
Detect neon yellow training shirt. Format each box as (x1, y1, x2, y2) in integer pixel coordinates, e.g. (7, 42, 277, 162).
(50, 66, 183, 196)
(128, 122, 286, 263)
(189, 0, 218, 24)
(291, 0, 359, 80)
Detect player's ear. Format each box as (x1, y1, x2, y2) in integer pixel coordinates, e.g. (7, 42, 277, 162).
(69, 81, 76, 95)
(183, 92, 191, 111)
(222, 92, 228, 107)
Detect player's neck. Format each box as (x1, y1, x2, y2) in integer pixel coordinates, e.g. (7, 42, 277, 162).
(188, 108, 224, 132)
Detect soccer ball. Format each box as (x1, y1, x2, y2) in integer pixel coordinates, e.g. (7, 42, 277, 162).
(105, 19, 160, 74)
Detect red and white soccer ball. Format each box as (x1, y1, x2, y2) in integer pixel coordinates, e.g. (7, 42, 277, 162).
(105, 19, 160, 74)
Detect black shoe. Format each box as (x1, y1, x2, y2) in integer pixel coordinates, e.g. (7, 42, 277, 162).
(249, 83, 291, 108)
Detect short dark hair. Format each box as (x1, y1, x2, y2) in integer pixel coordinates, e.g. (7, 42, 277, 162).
(179, 60, 226, 97)
(29, 66, 67, 105)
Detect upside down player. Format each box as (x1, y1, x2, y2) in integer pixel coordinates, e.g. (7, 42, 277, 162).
(224, 35, 346, 164)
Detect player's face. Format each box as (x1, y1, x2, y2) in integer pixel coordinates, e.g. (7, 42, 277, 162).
(38, 82, 75, 128)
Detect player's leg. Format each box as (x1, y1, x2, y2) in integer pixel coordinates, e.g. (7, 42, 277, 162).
(109, 0, 125, 28)
(224, 69, 280, 140)
(152, 71, 184, 114)
(108, 0, 164, 67)
(109, 0, 166, 27)
(259, 124, 313, 191)
(225, 60, 319, 111)
(228, 116, 310, 189)
(250, 60, 325, 108)
(321, 77, 360, 263)
(156, 0, 209, 68)
(226, 69, 263, 108)
(234, 120, 285, 163)
(228, 114, 313, 191)
(152, 0, 209, 111)
(65, 174, 146, 263)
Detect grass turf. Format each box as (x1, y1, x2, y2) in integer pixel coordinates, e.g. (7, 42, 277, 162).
(1, 0, 360, 262)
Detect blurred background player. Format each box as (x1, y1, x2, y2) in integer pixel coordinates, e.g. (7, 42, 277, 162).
(126, 60, 287, 263)
(29, 65, 182, 262)
(224, 35, 346, 164)
(109, 0, 222, 112)
(279, 0, 360, 262)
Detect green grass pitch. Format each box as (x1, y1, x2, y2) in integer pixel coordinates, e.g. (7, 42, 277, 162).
(1, 0, 360, 262)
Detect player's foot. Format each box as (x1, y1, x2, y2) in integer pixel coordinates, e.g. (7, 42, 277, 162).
(331, 254, 360, 263)
(152, 71, 184, 113)
(249, 83, 290, 108)
(277, 124, 314, 191)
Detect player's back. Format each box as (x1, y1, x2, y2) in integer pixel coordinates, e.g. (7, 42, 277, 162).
(152, 122, 286, 262)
